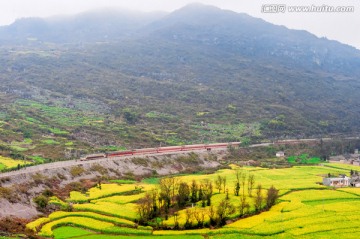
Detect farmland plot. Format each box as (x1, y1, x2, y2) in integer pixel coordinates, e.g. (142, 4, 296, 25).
(29, 163, 360, 238)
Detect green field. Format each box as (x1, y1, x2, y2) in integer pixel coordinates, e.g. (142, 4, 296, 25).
(27, 162, 360, 238)
(287, 154, 321, 164)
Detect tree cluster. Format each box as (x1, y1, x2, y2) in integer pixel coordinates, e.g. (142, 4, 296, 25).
(137, 177, 213, 227)
(136, 174, 279, 229)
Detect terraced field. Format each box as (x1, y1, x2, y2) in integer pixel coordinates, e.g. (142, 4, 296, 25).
(0, 155, 31, 171)
(27, 162, 360, 238)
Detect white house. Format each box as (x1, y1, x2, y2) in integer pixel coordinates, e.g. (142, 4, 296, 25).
(323, 176, 350, 187)
(276, 151, 285, 157)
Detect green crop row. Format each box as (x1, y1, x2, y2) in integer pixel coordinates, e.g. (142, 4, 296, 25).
(49, 211, 135, 227)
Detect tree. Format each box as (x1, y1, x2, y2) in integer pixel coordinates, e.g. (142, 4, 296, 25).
(198, 186, 204, 206)
(222, 176, 227, 193)
(193, 208, 206, 228)
(184, 208, 194, 229)
(216, 198, 235, 226)
(214, 175, 226, 194)
(177, 182, 190, 208)
(98, 178, 102, 190)
(266, 185, 279, 209)
(234, 181, 240, 196)
(234, 169, 242, 196)
(151, 189, 159, 216)
(173, 212, 179, 229)
(190, 180, 198, 203)
(254, 184, 263, 212)
(239, 193, 249, 217)
(203, 179, 213, 206)
(137, 193, 154, 224)
(159, 178, 172, 218)
(241, 174, 246, 195)
(248, 174, 255, 197)
(208, 205, 216, 226)
(170, 177, 181, 202)
(215, 175, 222, 194)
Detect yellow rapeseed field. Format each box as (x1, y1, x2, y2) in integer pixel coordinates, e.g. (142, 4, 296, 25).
(48, 211, 135, 226)
(29, 162, 360, 239)
(39, 216, 114, 237)
(0, 155, 30, 169)
(73, 201, 138, 220)
(91, 193, 146, 204)
(68, 183, 154, 202)
(26, 217, 50, 232)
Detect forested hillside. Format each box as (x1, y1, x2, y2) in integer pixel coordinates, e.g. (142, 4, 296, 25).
(0, 3, 359, 161)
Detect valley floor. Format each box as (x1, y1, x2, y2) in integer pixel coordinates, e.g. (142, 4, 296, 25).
(26, 162, 360, 239)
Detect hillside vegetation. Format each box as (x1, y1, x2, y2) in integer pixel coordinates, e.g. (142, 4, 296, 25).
(0, 3, 359, 161)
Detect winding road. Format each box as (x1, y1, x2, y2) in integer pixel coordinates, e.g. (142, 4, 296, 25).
(0, 137, 357, 179)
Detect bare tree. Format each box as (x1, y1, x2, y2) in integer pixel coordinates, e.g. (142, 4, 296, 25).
(239, 193, 249, 217)
(173, 211, 179, 229)
(222, 176, 227, 193)
(208, 205, 216, 226)
(248, 174, 255, 197)
(170, 177, 181, 203)
(216, 197, 235, 226)
(241, 174, 246, 195)
(254, 184, 263, 212)
(215, 175, 222, 193)
(137, 193, 154, 224)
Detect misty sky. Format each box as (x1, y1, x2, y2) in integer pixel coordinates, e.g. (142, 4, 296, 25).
(0, 0, 359, 49)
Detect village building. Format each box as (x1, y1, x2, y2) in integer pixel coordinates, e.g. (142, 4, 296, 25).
(276, 151, 285, 157)
(329, 149, 360, 166)
(323, 175, 350, 187)
(350, 176, 360, 187)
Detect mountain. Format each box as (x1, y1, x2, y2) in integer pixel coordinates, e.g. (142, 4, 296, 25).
(0, 3, 359, 160)
(144, 3, 360, 76)
(0, 9, 166, 43)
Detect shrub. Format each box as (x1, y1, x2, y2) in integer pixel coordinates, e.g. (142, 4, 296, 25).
(90, 163, 108, 175)
(33, 195, 49, 209)
(70, 166, 85, 177)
